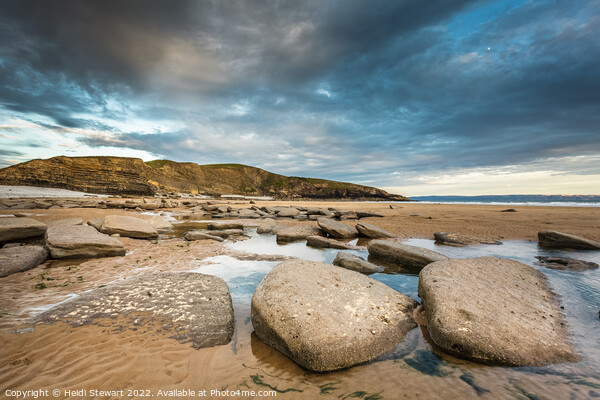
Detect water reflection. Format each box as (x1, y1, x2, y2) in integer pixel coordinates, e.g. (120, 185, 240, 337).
(188, 229, 600, 395)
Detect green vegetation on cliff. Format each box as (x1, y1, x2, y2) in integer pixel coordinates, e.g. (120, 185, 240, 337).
(0, 156, 409, 200)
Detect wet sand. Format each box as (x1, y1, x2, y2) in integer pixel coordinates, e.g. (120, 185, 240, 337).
(1, 201, 599, 399)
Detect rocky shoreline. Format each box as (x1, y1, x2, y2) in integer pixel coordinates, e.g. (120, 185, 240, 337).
(1, 195, 599, 398)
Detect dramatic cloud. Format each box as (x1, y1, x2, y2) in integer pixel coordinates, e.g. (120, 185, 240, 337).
(0, 0, 598, 195)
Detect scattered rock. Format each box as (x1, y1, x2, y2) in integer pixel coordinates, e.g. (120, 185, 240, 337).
(38, 272, 234, 349)
(538, 230, 600, 250)
(0, 217, 47, 243)
(356, 222, 395, 238)
(306, 235, 362, 250)
(207, 222, 244, 230)
(356, 211, 384, 218)
(256, 218, 286, 234)
(46, 218, 84, 227)
(184, 230, 225, 242)
(535, 256, 598, 271)
(0, 245, 48, 278)
(434, 232, 501, 246)
(277, 207, 300, 217)
(276, 225, 324, 242)
(317, 218, 358, 238)
(100, 215, 158, 239)
(46, 225, 126, 259)
(235, 208, 262, 218)
(149, 216, 174, 233)
(140, 198, 162, 210)
(251, 259, 418, 372)
(86, 218, 104, 231)
(368, 240, 449, 269)
(332, 252, 382, 274)
(14, 212, 36, 217)
(419, 257, 579, 366)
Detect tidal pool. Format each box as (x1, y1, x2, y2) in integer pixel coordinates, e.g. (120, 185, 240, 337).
(189, 229, 600, 399)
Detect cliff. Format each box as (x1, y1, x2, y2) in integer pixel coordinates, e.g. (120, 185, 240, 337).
(0, 156, 409, 200)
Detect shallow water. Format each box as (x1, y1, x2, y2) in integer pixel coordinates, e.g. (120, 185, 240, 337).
(189, 230, 600, 398)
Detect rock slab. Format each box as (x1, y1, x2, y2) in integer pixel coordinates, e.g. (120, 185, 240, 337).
(46, 225, 126, 259)
(0, 245, 48, 277)
(38, 272, 234, 349)
(251, 259, 418, 372)
(276, 225, 323, 242)
(306, 235, 361, 250)
(356, 222, 395, 238)
(538, 230, 600, 250)
(368, 240, 449, 269)
(434, 232, 501, 246)
(317, 218, 358, 238)
(332, 252, 382, 274)
(535, 256, 598, 271)
(100, 215, 158, 239)
(419, 257, 579, 366)
(0, 217, 47, 243)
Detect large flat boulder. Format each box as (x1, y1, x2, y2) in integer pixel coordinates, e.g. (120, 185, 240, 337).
(0, 217, 47, 243)
(356, 222, 395, 238)
(0, 245, 48, 278)
(419, 257, 579, 366)
(38, 272, 234, 349)
(276, 225, 324, 242)
(538, 230, 600, 250)
(317, 218, 358, 238)
(368, 240, 449, 269)
(332, 252, 382, 274)
(251, 259, 418, 372)
(46, 225, 126, 259)
(100, 215, 158, 239)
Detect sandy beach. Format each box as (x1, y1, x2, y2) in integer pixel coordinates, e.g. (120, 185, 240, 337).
(1, 198, 599, 400)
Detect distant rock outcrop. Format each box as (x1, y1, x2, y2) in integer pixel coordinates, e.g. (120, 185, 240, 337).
(0, 156, 410, 200)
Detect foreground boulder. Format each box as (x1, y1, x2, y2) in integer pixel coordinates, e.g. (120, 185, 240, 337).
(535, 256, 598, 271)
(434, 232, 501, 246)
(538, 230, 600, 250)
(317, 218, 358, 238)
(0, 217, 47, 243)
(419, 257, 579, 366)
(276, 225, 324, 242)
(368, 240, 448, 269)
(100, 215, 158, 239)
(0, 245, 48, 278)
(46, 225, 126, 259)
(38, 272, 234, 349)
(251, 259, 418, 372)
(332, 252, 382, 274)
(356, 222, 395, 238)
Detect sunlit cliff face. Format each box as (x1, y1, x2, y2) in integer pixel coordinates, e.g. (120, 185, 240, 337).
(1, 0, 599, 195)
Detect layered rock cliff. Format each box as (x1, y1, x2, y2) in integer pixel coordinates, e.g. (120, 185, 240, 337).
(0, 156, 409, 200)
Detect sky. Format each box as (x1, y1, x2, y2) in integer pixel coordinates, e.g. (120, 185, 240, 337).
(0, 0, 599, 196)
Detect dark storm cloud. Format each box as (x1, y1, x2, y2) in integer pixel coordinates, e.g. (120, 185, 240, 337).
(0, 0, 599, 187)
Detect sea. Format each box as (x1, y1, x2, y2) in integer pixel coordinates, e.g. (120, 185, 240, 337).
(407, 195, 600, 207)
